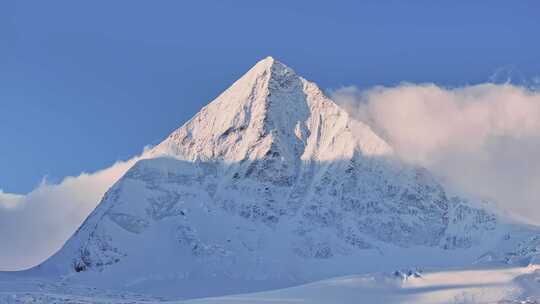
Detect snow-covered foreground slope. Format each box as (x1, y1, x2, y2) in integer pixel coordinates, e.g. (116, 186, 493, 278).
(2, 264, 540, 303)
(187, 267, 540, 304)
(2, 57, 540, 303)
(187, 266, 540, 304)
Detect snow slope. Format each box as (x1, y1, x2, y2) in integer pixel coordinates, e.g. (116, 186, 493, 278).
(2, 57, 540, 303)
(2, 265, 540, 303)
(185, 266, 540, 304)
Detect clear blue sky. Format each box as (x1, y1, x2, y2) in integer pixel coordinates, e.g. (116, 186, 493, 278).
(2, 1, 539, 193)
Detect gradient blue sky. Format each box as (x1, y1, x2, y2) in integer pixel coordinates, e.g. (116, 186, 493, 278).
(2, 1, 539, 193)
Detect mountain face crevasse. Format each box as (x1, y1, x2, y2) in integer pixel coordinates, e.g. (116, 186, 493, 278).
(35, 57, 525, 297)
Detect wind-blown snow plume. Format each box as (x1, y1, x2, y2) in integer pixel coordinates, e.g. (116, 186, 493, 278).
(331, 83, 540, 223)
(0, 154, 144, 270)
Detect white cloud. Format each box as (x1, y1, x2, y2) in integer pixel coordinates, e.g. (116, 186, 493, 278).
(0, 190, 23, 209)
(0, 154, 143, 271)
(331, 83, 540, 224)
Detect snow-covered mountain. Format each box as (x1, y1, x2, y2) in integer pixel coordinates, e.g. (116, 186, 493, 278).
(12, 57, 540, 300)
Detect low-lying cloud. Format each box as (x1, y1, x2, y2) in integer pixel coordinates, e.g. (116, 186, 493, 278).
(0, 155, 142, 270)
(331, 83, 540, 224)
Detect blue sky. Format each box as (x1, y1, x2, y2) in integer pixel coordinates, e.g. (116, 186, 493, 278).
(2, 0, 539, 193)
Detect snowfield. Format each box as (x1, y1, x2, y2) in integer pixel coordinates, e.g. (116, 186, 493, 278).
(2, 57, 540, 303)
(187, 266, 540, 304)
(2, 265, 540, 303)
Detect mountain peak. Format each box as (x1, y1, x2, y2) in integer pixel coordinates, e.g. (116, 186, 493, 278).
(250, 56, 276, 71)
(150, 57, 392, 162)
(245, 57, 310, 95)
(32, 58, 520, 301)
(243, 56, 298, 95)
(250, 56, 289, 69)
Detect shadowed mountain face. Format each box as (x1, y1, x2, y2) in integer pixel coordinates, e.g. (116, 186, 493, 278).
(30, 58, 534, 298)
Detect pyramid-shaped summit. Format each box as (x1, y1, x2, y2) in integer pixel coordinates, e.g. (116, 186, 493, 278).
(35, 57, 507, 298)
(151, 56, 392, 163)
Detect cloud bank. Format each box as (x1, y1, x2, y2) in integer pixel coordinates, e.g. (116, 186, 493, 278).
(331, 83, 540, 224)
(0, 155, 142, 270)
